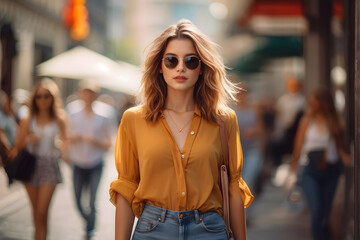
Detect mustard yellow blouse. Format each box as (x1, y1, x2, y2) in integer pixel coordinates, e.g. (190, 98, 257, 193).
(109, 105, 253, 218)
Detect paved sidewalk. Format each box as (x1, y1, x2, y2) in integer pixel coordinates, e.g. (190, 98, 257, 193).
(247, 183, 310, 240)
(0, 152, 117, 240)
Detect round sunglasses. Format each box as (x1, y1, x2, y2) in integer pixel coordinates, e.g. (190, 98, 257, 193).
(35, 93, 52, 100)
(162, 56, 201, 70)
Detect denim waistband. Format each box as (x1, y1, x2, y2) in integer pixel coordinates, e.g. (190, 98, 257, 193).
(142, 203, 215, 224)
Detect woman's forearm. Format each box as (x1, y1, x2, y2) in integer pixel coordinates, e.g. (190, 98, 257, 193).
(229, 186, 246, 240)
(290, 117, 308, 173)
(115, 193, 135, 240)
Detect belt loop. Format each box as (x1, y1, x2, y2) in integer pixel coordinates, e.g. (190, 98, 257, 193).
(194, 210, 200, 224)
(160, 209, 166, 222)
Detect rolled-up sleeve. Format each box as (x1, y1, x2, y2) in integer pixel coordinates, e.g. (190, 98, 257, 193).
(227, 111, 254, 208)
(109, 111, 139, 206)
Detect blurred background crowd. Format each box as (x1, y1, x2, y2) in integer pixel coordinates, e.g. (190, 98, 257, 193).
(0, 0, 359, 240)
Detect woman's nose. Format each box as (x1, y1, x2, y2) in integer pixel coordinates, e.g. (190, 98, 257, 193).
(176, 59, 185, 72)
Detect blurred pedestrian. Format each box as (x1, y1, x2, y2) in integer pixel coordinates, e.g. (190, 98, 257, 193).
(8, 78, 68, 240)
(290, 87, 350, 240)
(67, 79, 113, 240)
(269, 77, 305, 167)
(233, 90, 264, 225)
(0, 90, 17, 150)
(109, 19, 253, 240)
(233, 90, 264, 194)
(0, 90, 17, 174)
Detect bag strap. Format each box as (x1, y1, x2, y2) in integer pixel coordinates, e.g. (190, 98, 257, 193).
(219, 120, 233, 238)
(219, 121, 229, 168)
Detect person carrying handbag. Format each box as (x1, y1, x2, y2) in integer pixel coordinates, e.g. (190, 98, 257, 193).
(290, 87, 351, 240)
(8, 78, 68, 240)
(109, 19, 253, 240)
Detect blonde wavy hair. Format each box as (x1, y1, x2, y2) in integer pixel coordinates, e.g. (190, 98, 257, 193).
(28, 78, 65, 120)
(141, 19, 239, 123)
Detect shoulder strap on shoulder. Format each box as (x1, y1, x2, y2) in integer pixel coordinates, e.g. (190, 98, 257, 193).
(219, 120, 229, 168)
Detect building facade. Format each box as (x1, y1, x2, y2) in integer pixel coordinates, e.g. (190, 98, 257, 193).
(0, 0, 108, 97)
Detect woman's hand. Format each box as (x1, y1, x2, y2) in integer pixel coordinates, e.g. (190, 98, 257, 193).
(8, 147, 19, 160)
(339, 149, 352, 168)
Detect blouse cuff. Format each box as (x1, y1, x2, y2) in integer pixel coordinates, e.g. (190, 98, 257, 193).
(230, 177, 254, 208)
(109, 178, 138, 206)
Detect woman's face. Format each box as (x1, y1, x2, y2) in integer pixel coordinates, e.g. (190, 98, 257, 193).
(308, 93, 320, 112)
(160, 38, 202, 94)
(35, 87, 53, 111)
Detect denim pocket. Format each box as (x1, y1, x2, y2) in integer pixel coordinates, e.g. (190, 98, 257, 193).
(200, 212, 226, 233)
(135, 212, 161, 233)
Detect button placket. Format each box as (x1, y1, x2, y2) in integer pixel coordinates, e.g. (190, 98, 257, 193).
(177, 114, 201, 209)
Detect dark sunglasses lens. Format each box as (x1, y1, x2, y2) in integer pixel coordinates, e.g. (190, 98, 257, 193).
(35, 94, 51, 100)
(184, 56, 200, 70)
(164, 56, 178, 69)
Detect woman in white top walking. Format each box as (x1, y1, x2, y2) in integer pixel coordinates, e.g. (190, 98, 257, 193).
(9, 78, 67, 240)
(290, 87, 350, 240)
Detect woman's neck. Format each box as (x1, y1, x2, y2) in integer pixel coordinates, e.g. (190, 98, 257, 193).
(165, 90, 195, 112)
(37, 110, 51, 118)
(36, 110, 53, 125)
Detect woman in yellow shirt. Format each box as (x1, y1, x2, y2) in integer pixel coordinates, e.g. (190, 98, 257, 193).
(109, 19, 253, 240)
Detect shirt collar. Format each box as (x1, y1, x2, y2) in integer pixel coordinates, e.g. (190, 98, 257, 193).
(194, 105, 201, 117)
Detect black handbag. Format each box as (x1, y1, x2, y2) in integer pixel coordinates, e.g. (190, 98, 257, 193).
(4, 149, 36, 182)
(307, 149, 327, 170)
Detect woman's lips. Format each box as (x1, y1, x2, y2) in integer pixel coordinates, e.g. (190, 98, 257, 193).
(174, 76, 187, 82)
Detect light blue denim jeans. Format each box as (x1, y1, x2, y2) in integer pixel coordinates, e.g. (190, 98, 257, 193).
(132, 204, 228, 240)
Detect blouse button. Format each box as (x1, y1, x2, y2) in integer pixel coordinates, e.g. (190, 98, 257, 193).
(181, 154, 185, 159)
(190, 131, 195, 135)
(182, 192, 186, 197)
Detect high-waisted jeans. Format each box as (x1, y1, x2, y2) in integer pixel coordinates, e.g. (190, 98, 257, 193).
(132, 204, 228, 240)
(301, 162, 341, 240)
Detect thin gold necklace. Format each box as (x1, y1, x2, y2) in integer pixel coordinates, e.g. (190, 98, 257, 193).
(166, 110, 193, 133)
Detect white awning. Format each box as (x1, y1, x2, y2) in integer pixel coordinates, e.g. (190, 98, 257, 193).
(36, 46, 142, 96)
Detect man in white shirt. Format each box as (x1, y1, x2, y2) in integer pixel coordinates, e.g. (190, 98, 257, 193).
(270, 78, 305, 167)
(67, 79, 114, 240)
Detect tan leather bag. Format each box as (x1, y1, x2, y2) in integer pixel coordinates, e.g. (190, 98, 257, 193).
(219, 121, 234, 239)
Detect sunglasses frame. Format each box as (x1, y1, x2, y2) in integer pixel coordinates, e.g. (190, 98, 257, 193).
(162, 56, 201, 70)
(35, 94, 52, 100)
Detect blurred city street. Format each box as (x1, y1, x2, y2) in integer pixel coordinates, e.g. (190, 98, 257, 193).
(0, 0, 359, 239)
(0, 152, 310, 240)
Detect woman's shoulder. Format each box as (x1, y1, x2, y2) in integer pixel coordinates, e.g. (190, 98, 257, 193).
(20, 114, 32, 125)
(122, 105, 146, 121)
(56, 109, 68, 122)
(217, 107, 238, 133)
(221, 107, 237, 123)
